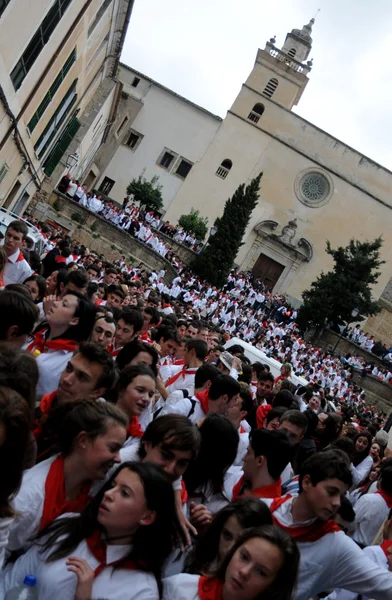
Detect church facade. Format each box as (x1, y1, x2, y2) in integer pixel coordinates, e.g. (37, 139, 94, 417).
(94, 19, 392, 315)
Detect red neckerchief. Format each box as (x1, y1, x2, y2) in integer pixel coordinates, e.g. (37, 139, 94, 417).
(40, 455, 91, 531)
(55, 256, 67, 264)
(381, 539, 392, 557)
(107, 344, 121, 357)
(239, 425, 246, 434)
(86, 529, 138, 577)
(256, 404, 272, 428)
(195, 389, 209, 415)
(165, 367, 196, 388)
(39, 390, 57, 417)
(232, 476, 282, 500)
(27, 329, 78, 354)
(377, 490, 392, 509)
(180, 480, 188, 504)
(173, 358, 185, 366)
(198, 576, 224, 600)
(127, 417, 143, 438)
(270, 495, 340, 542)
(7, 250, 25, 263)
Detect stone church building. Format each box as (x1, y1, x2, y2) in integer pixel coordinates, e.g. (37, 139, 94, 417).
(90, 19, 392, 337)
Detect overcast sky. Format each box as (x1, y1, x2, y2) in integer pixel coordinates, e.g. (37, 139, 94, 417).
(121, 0, 392, 170)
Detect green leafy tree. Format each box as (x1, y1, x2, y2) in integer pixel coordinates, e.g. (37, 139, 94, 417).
(296, 237, 384, 331)
(126, 169, 163, 212)
(193, 173, 263, 286)
(178, 208, 208, 240)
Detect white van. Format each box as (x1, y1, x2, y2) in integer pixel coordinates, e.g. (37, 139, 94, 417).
(224, 336, 309, 389)
(0, 208, 44, 255)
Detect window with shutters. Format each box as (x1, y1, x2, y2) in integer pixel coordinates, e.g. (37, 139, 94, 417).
(247, 103, 265, 123)
(43, 114, 81, 176)
(287, 48, 297, 58)
(262, 78, 278, 98)
(34, 79, 78, 159)
(10, 0, 74, 90)
(0, 162, 9, 185)
(27, 48, 76, 133)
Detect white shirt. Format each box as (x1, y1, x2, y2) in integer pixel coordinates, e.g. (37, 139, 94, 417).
(351, 455, 373, 489)
(35, 348, 74, 398)
(3, 249, 32, 285)
(262, 496, 392, 600)
(1, 524, 159, 600)
(163, 573, 201, 600)
(325, 545, 388, 600)
(352, 492, 390, 547)
(8, 456, 58, 553)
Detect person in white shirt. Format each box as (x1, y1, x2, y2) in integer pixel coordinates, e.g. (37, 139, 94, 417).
(351, 463, 392, 547)
(2, 220, 32, 285)
(351, 431, 374, 489)
(25, 291, 96, 398)
(1, 462, 181, 600)
(263, 449, 392, 600)
(7, 401, 127, 554)
(164, 525, 299, 600)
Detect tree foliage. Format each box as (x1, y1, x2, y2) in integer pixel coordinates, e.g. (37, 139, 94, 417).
(178, 208, 208, 240)
(126, 170, 163, 212)
(296, 237, 384, 331)
(193, 173, 262, 286)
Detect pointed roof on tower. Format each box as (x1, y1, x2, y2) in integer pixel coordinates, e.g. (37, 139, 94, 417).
(290, 18, 315, 48)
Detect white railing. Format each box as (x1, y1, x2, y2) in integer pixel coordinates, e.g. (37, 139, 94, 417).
(265, 43, 311, 75)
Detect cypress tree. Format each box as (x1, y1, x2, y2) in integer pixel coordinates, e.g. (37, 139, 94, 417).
(193, 173, 263, 286)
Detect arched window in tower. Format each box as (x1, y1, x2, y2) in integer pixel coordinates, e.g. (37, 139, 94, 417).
(263, 78, 279, 98)
(287, 48, 297, 58)
(247, 103, 265, 124)
(216, 159, 232, 180)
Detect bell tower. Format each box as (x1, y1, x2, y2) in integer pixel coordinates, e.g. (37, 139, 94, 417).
(243, 18, 316, 110)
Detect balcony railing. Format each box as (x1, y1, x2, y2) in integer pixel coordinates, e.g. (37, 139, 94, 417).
(265, 42, 311, 75)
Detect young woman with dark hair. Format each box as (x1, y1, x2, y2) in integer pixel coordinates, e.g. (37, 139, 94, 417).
(164, 525, 299, 600)
(0, 386, 31, 568)
(116, 339, 159, 375)
(1, 462, 182, 599)
(23, 274, 47, 303)
(184, 414, 239, 516)
(26, 290, 96, 397)
(115, 364, 156, 445)
(7, 401, 127, 554)
(351, 430, 374, 488)
(185, 497, 273, 574)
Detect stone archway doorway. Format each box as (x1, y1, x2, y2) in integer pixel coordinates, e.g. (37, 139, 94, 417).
(252, 253, 285, 290)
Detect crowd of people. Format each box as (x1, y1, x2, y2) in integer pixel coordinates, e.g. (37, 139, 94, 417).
(0, 214, 391, 599)
(58, 173, 205, 271)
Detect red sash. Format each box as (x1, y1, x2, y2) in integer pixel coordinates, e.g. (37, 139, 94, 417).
(376, 490, 392, 509)
(270, 495, 340, 542)
(232, 476, 282, 500)
(165, 367, 196, 388)
(40, 455, 91, 531)
(127, 417, 143, 438)
(86, 529, 138, 577)
(198, 577, 224, 600)
(27, 329, 78, 354)
(195, 389, 209, 415)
